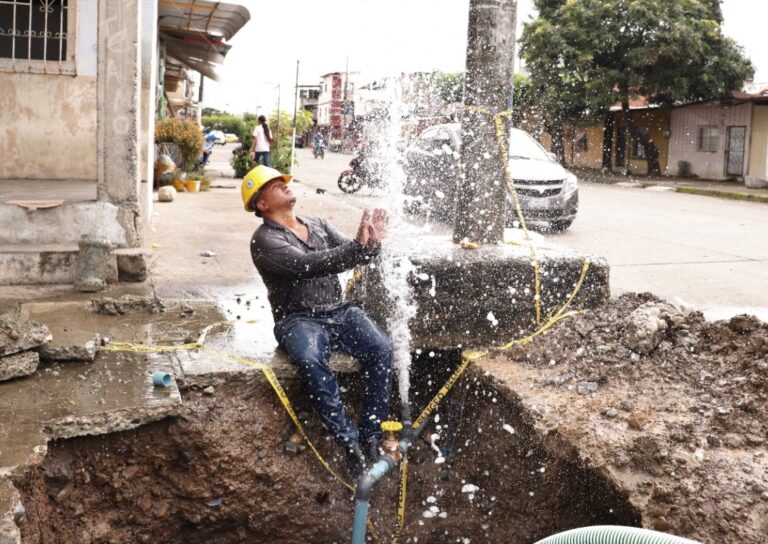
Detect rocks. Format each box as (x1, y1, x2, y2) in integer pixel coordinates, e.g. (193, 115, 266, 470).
(202, 386, 215, 396)
(0, 351, 39, 382)
(576, 381, 599, 395)
(623, 302, 683, 355)
(728, 314, 761, 334)
(158, 186, 176, 202)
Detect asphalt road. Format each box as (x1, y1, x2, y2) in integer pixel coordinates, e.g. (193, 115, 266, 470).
(292, 147, 768, 321)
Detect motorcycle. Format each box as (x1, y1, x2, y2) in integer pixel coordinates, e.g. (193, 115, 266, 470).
(313, 142, 325, 159)
(337, 152, 385, 193)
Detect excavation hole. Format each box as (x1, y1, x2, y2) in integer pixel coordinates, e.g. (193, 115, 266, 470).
(14, 355, 640, 543)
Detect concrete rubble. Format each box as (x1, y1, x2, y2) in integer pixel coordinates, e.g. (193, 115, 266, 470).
(0, 312, 51, 383)
(0, 352, 38, 383)
(0, 316, 51, 358)
(37, 335, 100, 363)
(623, 301, 684, 354)
(90, 295, 166, 315)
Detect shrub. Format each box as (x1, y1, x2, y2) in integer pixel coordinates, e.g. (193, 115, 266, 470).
(155, 118, 204, 171)
(231, 149, 254, 178)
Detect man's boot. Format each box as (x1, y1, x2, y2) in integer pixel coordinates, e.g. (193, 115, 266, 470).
(344, 443, 367, 480)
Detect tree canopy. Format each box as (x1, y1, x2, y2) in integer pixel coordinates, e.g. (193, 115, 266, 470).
(519, 0, 754, 172)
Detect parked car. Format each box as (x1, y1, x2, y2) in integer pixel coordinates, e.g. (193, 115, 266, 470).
(224, 133, 239, 144)
(402, 123, 579, 231)
(209, 130, 226, 145)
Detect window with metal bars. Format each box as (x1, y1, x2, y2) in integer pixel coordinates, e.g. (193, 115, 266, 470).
(697, 125, 719, 153)
(0, 0, 73, 70)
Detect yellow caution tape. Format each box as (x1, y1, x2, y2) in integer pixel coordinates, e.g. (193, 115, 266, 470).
(392, 455, 409, 542)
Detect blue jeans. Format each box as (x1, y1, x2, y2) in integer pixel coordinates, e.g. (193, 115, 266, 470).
(274, 304, 393, 447)
(253, 151, 270, 166)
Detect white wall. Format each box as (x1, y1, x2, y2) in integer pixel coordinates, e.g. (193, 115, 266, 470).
(667, 103, 752, 180)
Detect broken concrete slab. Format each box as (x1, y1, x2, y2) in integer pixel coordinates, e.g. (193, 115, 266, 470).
(351, 234, 609, 349)
(38, 334, 100, 363)
(170, 346, 359, 389)
(90, 294, 165, 315)
(0, 349, 181, 475)
(0, 315, 51, 358)
(0, 352, 39, 382)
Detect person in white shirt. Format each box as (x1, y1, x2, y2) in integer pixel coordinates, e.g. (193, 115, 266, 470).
(250, 115, 273, 166)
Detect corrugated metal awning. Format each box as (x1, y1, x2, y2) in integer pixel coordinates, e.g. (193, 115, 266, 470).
(158, 0, 250, 81)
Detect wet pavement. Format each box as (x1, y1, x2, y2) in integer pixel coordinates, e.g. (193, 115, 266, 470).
(0, 296, 358, 483)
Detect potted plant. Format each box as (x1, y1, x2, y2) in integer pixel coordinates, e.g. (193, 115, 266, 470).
(171, 168, 185, 192)
(184, 171, 203, 192)
(155, 118, 204, 173)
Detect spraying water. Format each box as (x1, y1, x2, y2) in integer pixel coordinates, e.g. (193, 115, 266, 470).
(371, 77, 419, 419)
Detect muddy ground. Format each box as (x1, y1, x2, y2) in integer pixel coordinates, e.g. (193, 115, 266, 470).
(11, 294, 768, 543)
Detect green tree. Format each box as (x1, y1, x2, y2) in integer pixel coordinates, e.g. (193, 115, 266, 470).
(430, 71, 464, 103)
(231, 110, 315, 176)
(202, 107, 227, 117)
(520, 0, 754, 174)
(201, 114, 245, 137)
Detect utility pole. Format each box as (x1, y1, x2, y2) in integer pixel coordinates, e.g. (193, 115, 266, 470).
(275, 84, 281, 156)
(342, 56, 349, 149)
(290, 60, 300, 175)
(453, 0, 517, 244)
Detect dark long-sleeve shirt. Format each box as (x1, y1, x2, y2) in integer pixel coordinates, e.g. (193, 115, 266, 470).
(250, 216, 377, 322)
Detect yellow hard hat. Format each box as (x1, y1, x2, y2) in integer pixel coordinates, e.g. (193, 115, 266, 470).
(241, 165, 293, 212)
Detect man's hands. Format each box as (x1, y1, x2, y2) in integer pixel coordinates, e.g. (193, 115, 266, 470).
(355, 208, 389, 247)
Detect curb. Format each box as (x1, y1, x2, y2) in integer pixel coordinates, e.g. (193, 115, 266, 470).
(674, 186, 768, 204)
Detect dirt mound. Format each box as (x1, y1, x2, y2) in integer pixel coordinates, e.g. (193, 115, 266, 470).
(481, 293, 768, 542)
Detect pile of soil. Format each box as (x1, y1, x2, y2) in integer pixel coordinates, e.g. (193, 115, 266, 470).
(480, 293, 768, 543)
(11, 293, 767, 543)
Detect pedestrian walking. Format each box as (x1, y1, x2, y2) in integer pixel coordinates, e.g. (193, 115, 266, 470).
(241, 164, 393, 477)
(250, 115, 273, 166)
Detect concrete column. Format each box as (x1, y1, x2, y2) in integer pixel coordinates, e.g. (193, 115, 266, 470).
(139, 0, 159, 236)
(96, 0, 143, 247)
(453, 0, 517, 244)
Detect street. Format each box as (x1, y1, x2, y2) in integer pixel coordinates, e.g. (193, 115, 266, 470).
(291, 147, 768, 321)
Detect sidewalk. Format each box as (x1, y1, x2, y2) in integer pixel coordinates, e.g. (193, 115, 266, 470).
(573, 167, 768, 204)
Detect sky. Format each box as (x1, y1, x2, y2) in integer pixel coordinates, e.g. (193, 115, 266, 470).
(204, 0, 768, 114)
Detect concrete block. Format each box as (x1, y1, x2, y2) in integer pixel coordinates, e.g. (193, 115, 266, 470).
(0, 352, 39, 382)
(113, 248, 150, 283)
(350, 234, 609, 349)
